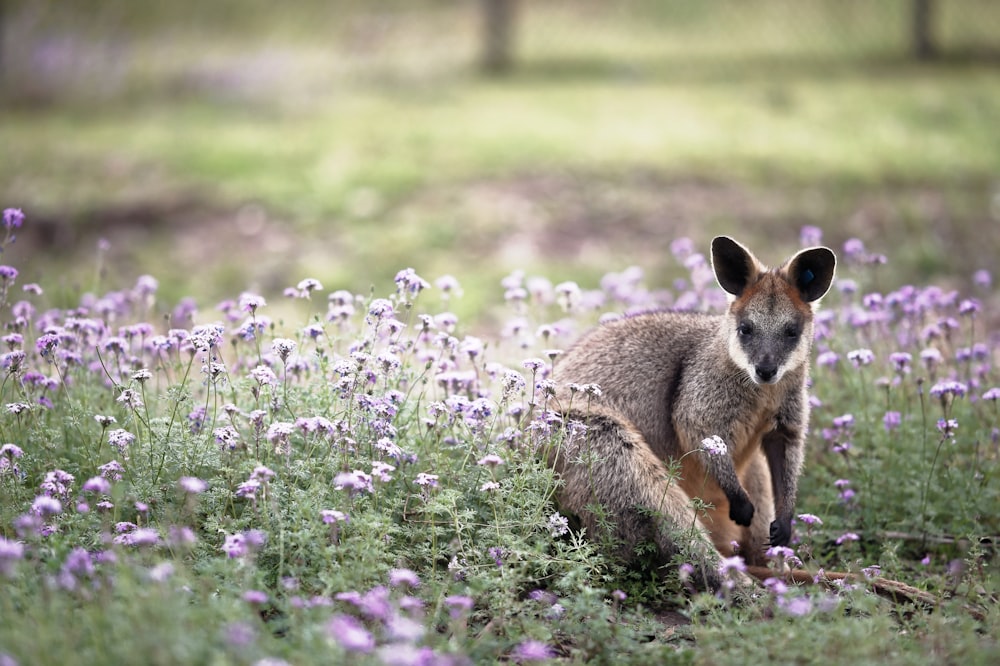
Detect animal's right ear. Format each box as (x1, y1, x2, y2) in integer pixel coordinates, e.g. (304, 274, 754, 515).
(786, 246, 837, 303)
(711, 236, 761, 297)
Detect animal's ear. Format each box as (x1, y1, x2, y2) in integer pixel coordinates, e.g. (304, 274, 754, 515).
(785, 246, 837, 303)
(711, 236, 762, 297)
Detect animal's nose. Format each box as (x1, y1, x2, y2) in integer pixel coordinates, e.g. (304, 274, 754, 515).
(756, 364, 777, 382)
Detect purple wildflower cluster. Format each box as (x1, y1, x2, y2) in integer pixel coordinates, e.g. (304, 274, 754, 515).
(320, 570, 509, 664)
(0, 210, 996, 659)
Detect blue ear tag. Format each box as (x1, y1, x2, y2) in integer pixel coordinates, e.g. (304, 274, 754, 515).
(801, 269, 814, 285)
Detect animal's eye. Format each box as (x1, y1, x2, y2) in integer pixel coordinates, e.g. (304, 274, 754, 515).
(737, 322, 753, 336)
(785, 326, 801, 339)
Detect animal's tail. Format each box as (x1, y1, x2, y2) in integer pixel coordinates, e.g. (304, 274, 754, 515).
(745, 565, 985, 621)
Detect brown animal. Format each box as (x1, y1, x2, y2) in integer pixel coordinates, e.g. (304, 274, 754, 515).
(546, 236, 836, 590)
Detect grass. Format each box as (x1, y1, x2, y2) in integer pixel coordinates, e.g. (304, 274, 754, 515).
(1, 1, 999, 313)
(0, 4, 999, 659)
(0, 212, 998, 664)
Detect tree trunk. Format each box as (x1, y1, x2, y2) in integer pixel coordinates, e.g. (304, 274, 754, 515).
(912, 0, 937, 60)
(481, 0, 517, 74)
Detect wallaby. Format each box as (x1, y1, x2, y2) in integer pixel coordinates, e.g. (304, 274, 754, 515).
(546, 236, 836, 591)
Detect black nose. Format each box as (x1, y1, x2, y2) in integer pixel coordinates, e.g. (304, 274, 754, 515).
(756, 364, 777, 381)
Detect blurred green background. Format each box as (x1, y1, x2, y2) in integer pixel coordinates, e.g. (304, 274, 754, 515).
(2, 0, 998, 320)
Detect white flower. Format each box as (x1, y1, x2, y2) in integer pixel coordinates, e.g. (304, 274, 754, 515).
(700, 435, 728, 456)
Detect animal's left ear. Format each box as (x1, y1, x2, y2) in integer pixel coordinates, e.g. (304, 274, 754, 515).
(712, 236, 764, 297)
(785, 247, 837, 303)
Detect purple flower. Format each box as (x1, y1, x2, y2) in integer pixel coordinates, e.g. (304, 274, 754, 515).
(224, 622, 256, 648)
(843, 238, 866, 259)
(832, 414, 854, 429)
(243, 590, 269, 605)
(414, 473, 438, 488)
(389, 568, 420, 588)
(148, 561, 175, 583)
(444, 595, 474, 618)
(764, 577, 788, 596)
(394, 268, 431, 296)
(929, 381, 967, 399)
(835, 532, 860, 545)
(238, 292, 266, 313)
(213, 425, 240, 450)
(250, 365, 278, 386)
(800, 225, 823, 247)
(126, 528, 162, 547)
(82, 477, 112, 495)
(816, 351, 839, 368)
(0, 443, 24, 459)
(178, 476, 208, 494)
(670, 237, 695, 259)
(39, 469, 74, 499)
(223, 533, 248, 558)
(357, 586, 392, 621)
(222, 530, 267, 559)
(386, 615, 426, 644)
(435, 274, 461, 295)
(326, 615, 375, 653)
(116, 389, 143, 409)
(3, 208, 24, 229)
(35, 333, 60, 358)
(167, 526, 197, 549)
(547, 513, 569, 537)
(920, 347, 943, 368)
(98, 460, 124, 481)
(366, 298, 394, 324)
(846, 348, 874, 368)
(371, 461, 395, 482)
(958, 299, 981, 316)
(778, 595, 813, 617)
(883, 411, 901, 432)
(477, 454, 505, 467)
(271, 338, 297, 362)
(334, 470, 373, 495)
(235, 479, 261, 499)
(765, 545, 796, 562)
(296, 277, 324, 296)
(512, 640, 555, 662)
(108, 429, 136, 455)
(0, 537, 25, 576)
(719, 555, 746, 576)
(982, 387, 1000, 402)
(937, 418, 958, 437)
(321, 509, 349, 524)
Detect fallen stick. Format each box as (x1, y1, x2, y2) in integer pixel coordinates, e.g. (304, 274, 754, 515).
(744, 565, 987, 621)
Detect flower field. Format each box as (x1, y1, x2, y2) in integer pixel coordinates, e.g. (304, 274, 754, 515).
(0, 209, 997, 665)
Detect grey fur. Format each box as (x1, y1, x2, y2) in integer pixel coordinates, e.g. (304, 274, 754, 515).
(547, 236, 836, 590)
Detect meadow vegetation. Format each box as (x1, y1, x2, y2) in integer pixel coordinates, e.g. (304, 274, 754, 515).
(1, 1, 999, 662)
(2, 1, 999, 310)
(0, 209, 997, 664)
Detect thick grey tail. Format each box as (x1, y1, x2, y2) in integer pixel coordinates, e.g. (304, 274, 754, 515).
(545, 408, 724, 592)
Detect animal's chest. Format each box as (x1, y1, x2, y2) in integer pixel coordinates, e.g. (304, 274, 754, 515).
(730, 397, 782, 470)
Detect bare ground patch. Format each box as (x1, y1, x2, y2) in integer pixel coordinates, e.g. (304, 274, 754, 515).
(17, 172, 998, 315)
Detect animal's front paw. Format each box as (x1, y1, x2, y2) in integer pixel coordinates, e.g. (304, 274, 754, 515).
(769, 519, 792, 547)
(728, 491, 755, 527)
